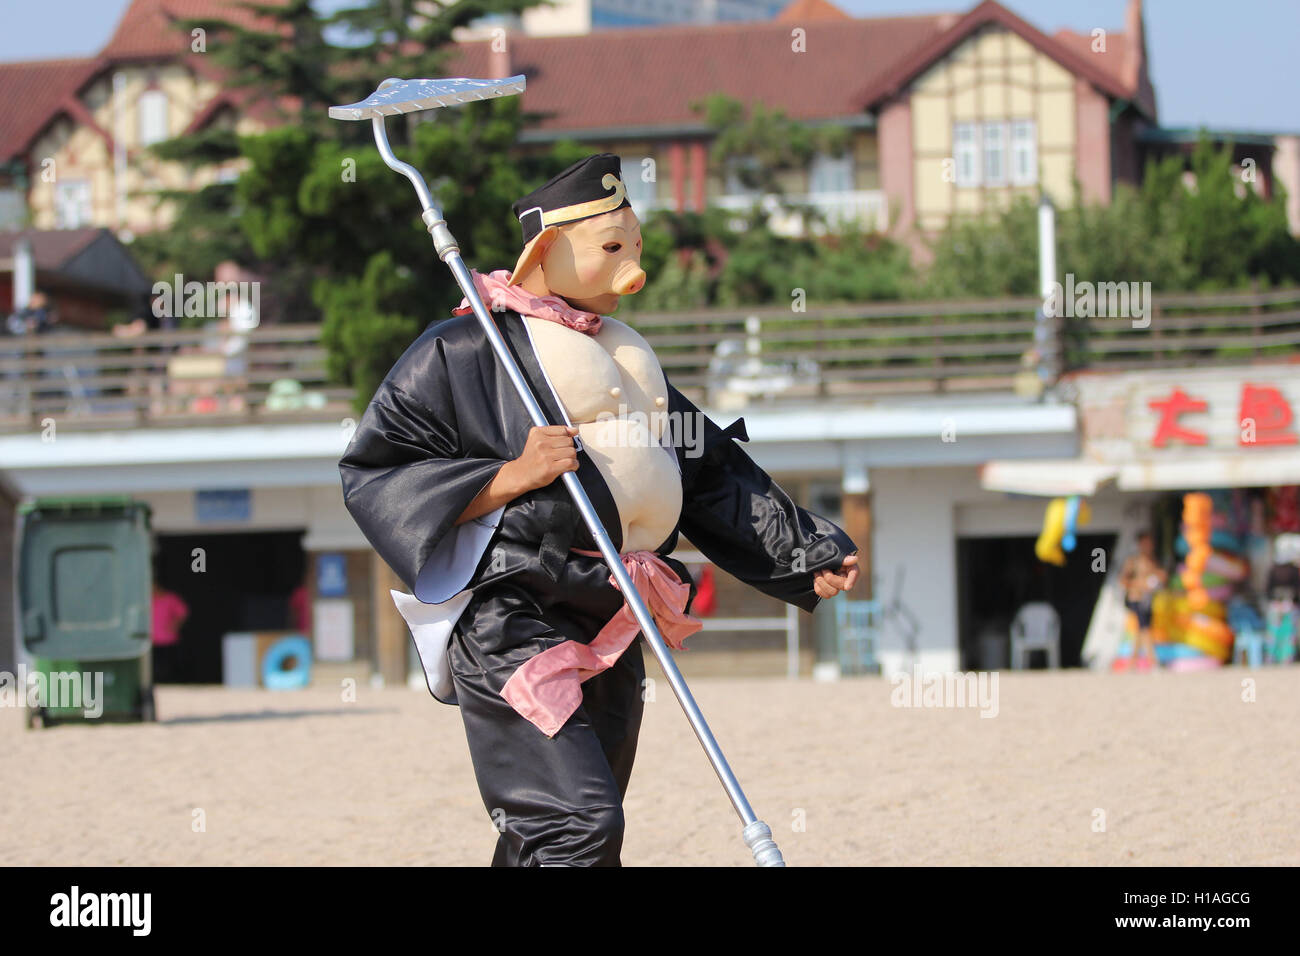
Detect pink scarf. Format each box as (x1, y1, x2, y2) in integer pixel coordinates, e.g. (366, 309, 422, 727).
(453, 268, 603, 335)
(501, 549, 702, 738)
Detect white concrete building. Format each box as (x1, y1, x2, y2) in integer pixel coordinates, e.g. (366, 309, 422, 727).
(2, 393, 1076, 682)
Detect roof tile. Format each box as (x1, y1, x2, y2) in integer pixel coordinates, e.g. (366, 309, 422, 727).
(0, 227, 104, 268)
(443, 15, 953, 133)
(100, 0, 286, 63)
(0, 58, 101, 162)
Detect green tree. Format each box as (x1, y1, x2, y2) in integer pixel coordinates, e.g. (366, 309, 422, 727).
(180, 0, 340, 134)
(298, 95, 588, 405)
(922, 197, 1039, 298)
(1171, 137, 1298, 288)
(924, 132, 1300, 298)
(694, 93, 847, 202)
(626, 96, 910, 311)
(131, 127, 252, 285)
(134, 0, 586, 407)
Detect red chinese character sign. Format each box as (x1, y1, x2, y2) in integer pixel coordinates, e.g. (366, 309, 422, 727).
(1238, 384, 1298, 446)
(1144, 383, 1298, 448)
(1148, 388, 1208, 447)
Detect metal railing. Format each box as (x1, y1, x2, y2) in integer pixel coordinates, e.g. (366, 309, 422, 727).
(673, 551, 803, 678)
(635, 296, 1042, 403)
(1062, 286, 1300, 372)
(2, 286, 1297, 432)
(0, 324, 353, 432)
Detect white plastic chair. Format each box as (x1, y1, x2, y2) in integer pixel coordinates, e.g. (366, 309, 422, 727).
(1010, 602, 1060, 669)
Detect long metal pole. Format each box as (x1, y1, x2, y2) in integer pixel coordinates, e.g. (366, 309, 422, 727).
(370, 116, 784, 867)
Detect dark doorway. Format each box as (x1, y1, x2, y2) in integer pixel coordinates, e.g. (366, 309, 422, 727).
(956, 533, 1116, 670)
(154, 530, 307, 683)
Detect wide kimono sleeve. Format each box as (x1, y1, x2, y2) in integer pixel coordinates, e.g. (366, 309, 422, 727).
(671, 383, 857, 613)
(338, 324, 509, 604)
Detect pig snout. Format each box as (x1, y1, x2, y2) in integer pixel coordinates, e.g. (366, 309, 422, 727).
(612, 263, 647, 296)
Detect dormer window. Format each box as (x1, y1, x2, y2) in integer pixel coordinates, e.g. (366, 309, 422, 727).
(139, 90, 169, 145)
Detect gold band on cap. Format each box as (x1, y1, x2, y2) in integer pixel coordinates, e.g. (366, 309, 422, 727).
(531, 173, 627, 229)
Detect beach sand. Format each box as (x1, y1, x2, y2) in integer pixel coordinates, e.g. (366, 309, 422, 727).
(2, 668, 1295, 866)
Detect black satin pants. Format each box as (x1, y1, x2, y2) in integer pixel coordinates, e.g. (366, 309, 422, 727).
(449, 606, 646, 867)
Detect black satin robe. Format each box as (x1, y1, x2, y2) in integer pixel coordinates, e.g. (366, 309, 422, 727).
(338, 308, 856, 865)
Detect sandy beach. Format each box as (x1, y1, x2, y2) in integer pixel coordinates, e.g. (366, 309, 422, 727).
(2, 668, 1296, 866)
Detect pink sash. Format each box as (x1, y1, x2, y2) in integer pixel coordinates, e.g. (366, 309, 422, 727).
(500, 549, 701, 737)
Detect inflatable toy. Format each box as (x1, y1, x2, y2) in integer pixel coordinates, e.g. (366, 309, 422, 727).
(261, 635, 313, 690)
(1036, 495, 1091, 566)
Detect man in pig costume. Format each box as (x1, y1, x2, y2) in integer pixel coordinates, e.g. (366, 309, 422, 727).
(339, 154, 859, 866)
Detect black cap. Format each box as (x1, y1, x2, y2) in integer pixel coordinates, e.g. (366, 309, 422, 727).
(512, 153, 631, 245)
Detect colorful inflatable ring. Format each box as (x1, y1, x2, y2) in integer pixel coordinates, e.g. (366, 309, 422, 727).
(262, 635, 313, 690)
(1175, 530, 1246, 555)
(1187, 613, 1233, 641)
(1168, 592, 1224, 619)
(1155, 642, 1205, 664)
(1182, 630, 1232, 660)
(1167, 654, 1222, 672)
(1204, 551, 1249, 581)
(1181, 575, 1234, 601)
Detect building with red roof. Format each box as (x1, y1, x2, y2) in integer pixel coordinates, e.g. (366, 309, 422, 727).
(0, 0, 1295, 243)
(0, 0, 286, 238)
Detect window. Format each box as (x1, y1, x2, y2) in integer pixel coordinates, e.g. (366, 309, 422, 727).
(954, 123, 978, 187)
(724, 156, 762, 196)
(982, 121, 1007, 186)
(54, 180, 92, 228)
(954, 120, 1034, 188)
(619, 154, 657, 216)
(809, 151, 854, 194)
(0, 188, 24, 229)
(1011, 119, 1037, 185)
(138, 89, 169, 145)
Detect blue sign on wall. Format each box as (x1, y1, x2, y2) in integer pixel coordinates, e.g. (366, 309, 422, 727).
(195, 489, 251, 523)
(317, 553, 347, 597)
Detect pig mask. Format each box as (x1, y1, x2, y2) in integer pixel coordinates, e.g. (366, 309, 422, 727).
(508, 207, 646, 316)
(506, 153, 647, 316)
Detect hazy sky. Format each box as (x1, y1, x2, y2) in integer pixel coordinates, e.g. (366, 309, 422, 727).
(1, 0, 1295, 133)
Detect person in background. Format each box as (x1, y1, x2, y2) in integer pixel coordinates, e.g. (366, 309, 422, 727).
(288, 567, 312, 636)
(151, 565, 190, 684)
(5, 292, 58, 412)
(13, 291, 52, 334)
(113, 312, 172, 417)
(1264, 536, 1300, 663)
(1, 298, 33, 416)
(1120, 530, 1167, 671)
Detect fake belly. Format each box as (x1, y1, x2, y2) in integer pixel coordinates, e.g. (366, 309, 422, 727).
(577, 418, 682, 554)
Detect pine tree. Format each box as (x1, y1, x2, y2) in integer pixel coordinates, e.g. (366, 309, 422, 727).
(179, 0, 340, 134)
(138, 0, 581, 406)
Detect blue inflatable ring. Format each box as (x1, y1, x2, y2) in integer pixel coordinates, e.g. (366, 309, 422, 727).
(262, 635, 312, 690)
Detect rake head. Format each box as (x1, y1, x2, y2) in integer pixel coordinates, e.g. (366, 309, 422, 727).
(328, 75, 526, 121)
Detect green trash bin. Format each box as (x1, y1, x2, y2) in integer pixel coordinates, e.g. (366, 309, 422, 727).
(18, 495, 155, 728)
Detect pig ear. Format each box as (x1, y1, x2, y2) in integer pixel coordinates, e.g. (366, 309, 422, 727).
(508, 226, 560, 287)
